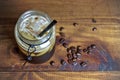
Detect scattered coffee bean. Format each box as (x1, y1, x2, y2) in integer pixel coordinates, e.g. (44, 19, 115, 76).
(80, 61, 87, 67)
(59, 38, 65, 44)
(90, 44, 96, 49)
(73, 22, 78, 26)
(60, 59, 66, 65)
(62, 43, 68, 48)
(59, 27, 64, 31)
(72, 58, 77, 62)
(87, 46, 91, 50)
(77, 49, 82, 53)
(59, 32, 65, 37)
(76, 52, 81, 56)
(77, 46, 82, 52)
(92, 18, 96, 23)
(50, 61, 55, 66)
(66, 48, 72, 53)
(83, 48, 87, 52)
(72, 53, 77, 58)
(67, 53, 73, 59)
(92, 27, 97, 31)
(87, 51, 91, 54)
(71, 50, 76, 54)
(77, 45, 81, 50)
(67, 59, 73, 64)
(70, 46, 76, 50)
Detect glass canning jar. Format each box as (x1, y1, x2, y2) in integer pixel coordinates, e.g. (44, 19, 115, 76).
(14, 10, 56, 64)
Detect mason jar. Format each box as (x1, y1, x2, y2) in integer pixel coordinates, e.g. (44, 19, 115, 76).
(14, 10, 56, 64)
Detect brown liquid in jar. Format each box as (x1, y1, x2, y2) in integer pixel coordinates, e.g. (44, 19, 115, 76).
(15, 10, 56, 64)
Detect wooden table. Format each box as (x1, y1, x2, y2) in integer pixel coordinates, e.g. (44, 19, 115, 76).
(0, 0, 120, 80)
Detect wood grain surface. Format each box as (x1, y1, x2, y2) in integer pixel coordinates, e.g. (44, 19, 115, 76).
(0, 72, 120, 80)
(0, 0, 120, 79)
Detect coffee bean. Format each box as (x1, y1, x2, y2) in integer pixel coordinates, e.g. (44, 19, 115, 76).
(59, 27, 64, 31)
(76, 52, 81, 56)
(59, 38, 65, 44)
(73, 22, 78, 26)
(66, 48, 72, 53)
(76, 46, 82, 52)
(77, 45, 81, 50)
(67, 53, 73, 59)
(92, 27, 97, 31)
(77, 49, 82, 53)
(92, 18, 96, 23)
(87, 46, 91, 50)
(67, 59, 73, 64)
(72, 58, 77, 62)
(72, 53, 77, 58)
(90, 44, 96, 49)
(60, 59, 66, 65)
(80, 61, 87, 67)
(71, 50, 76, 54)
(50, 61, 55, 66)
(70, 46, 76, 50)
(83, 48, 87, 52)
(76, 52, 81, 59)
(87, 51, 91, 54)
(62, 43, 68, 48)
(59, 32, 65, 37)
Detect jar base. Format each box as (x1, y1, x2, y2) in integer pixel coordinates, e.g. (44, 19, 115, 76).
(19, 45, 55, 64)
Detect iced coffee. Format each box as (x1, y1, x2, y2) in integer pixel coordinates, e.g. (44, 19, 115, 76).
(14, 10, 56, 63)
